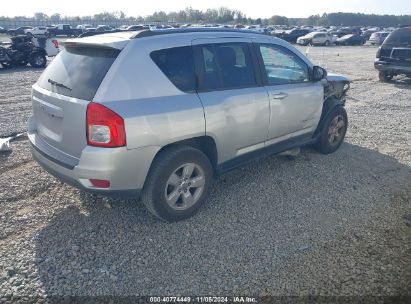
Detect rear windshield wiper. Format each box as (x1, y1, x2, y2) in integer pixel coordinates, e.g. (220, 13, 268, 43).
(48, 78, 72, 91)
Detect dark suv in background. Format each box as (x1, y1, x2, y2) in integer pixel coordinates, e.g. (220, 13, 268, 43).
(375, 26, 411, 81)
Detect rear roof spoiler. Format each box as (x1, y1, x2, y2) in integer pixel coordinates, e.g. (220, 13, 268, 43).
(63, 33, 134, 50)
(62, 41, 120, 50)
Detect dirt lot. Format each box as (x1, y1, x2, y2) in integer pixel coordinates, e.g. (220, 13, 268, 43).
(0, 45, 410, 302)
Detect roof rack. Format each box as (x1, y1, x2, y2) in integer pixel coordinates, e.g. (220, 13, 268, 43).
(131, 28, 268, 39)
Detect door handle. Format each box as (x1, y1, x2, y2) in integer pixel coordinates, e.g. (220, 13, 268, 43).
(270, 92, 288, 100)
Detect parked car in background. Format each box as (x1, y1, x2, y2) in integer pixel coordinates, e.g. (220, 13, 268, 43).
(362, 28, 382, 40)
(46, 25, 57, 31)
(83, 27, 97, 33)
(0, 26, 6, 34)
(375, 26, 411, 81)
(335, 27, 362, 38)
(0, 35, 48, 68)
(277, 28, 311, 43)
(25, 27, 49, 37)
(336, 34, 365, 45)
(96, 25, 113, 32)
(7, 26, 33, 36)
(368, 31, 389, 45)
(48, 24, 82, 37)
(124, 25, 149, 31)
(297, 32, 334, 46)
(78, 29, 120, 38)
(31, 36, 59, 57)
(77, 24, 94, 30)
(29, 28, 350, 221)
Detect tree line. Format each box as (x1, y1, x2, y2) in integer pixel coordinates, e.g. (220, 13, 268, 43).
(1, 8, 411, 27)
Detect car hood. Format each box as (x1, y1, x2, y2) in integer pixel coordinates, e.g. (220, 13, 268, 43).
(326, 73, 351, 83)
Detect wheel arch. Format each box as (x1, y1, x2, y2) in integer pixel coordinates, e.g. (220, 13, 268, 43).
(150, 136, 218, 174)
(314, 97, 345, 137)
(32, 48, 47, 56)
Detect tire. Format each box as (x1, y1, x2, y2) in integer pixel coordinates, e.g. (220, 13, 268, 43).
(324, 40, 330, 46)
(315, 106, 348, 154)
(29, 52, 46, 68)
(141, 146, 213, 221)
(18, 59, 28, 66)
(379, 71, 393, 82)
(0, 62, 12, 69)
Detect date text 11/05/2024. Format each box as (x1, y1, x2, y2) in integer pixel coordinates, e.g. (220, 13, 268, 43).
(149, 296, 257, 303)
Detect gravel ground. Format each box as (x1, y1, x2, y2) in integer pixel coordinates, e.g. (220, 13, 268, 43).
(0, 45, 410, 302)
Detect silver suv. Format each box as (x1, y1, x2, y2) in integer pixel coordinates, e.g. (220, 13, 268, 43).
(29, 29, 350, 221)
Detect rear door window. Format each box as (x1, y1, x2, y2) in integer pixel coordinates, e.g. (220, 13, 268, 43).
(37, 46, 119, 101)
(195, 42, 257, 91)
(150, 46, 196, 93)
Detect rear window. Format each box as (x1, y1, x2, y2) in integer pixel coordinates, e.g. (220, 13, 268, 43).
(384, 28, 411, 45)
(150, 46, 196, 93)
(37, 46, 120, 100)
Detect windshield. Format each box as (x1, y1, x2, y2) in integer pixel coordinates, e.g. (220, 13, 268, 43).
(37, 46, 120, 100)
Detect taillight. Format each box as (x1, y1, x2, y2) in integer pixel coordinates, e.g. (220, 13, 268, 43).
(51, 39, 58, 48)
(86, 102, 126, 147)
(376, 47, 381, 59)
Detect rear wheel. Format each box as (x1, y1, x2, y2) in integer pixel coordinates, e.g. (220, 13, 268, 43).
(29, 52, 46, 68)
(315, 106, 348, 154)
(379, 71, 393, 82)
(141, 146, 213, 221)
(0, 62, 12, 69)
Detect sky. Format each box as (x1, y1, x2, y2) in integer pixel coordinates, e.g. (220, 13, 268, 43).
(3, 0, 411, 18)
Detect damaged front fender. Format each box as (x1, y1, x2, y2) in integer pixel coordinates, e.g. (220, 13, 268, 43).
(323, 73, 351, 102)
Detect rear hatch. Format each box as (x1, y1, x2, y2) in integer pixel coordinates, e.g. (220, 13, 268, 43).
(31, 34, 129, 160)
(379, 28, 411, 64)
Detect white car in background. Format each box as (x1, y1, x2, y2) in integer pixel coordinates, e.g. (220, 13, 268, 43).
(297, 32, 334, 46)
(368, 31, 390, 45)
(31, 36, 60, 57)
(24, 27, 49, 37)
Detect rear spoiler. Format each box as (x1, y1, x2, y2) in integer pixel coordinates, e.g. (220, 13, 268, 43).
(63, 33, 132, 50)
(62, 41, 121, 50)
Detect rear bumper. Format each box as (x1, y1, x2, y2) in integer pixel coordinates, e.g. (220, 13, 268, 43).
(29, 130, 160, 197)
(374, 60, 411, 74)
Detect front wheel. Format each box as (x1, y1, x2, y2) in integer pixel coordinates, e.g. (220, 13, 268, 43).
(141, 146, 213, 221)
(315, 106, 348, 154)
(324, 40, 330, 46)
(29, 52, 46, 68)
(379, 71, 393, 82)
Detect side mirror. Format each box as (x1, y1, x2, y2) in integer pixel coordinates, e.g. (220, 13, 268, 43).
(312, 66, 327, 81)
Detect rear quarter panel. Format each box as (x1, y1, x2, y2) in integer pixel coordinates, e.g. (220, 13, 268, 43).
(94, 35, 206, 150)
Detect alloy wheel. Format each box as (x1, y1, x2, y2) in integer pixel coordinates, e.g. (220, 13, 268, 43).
(328, 115, 345, 146)
(164, 163, 206, 210)
(34, 55, 45, 66)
